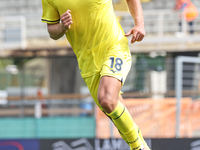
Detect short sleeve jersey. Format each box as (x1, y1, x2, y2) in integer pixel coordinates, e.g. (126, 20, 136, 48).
(41, 0, 129, 78)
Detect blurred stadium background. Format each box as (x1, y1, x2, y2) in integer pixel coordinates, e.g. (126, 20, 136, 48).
(0, 0, 200, 150)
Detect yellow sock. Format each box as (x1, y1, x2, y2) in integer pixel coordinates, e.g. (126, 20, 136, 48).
(118, 129, 129, 144)
(107, 101, 143, 150)
(119, 126, 151, 150)
(104, 112, 129, 145)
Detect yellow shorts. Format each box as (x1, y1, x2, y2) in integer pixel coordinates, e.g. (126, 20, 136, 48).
(83, 52, 132, 110)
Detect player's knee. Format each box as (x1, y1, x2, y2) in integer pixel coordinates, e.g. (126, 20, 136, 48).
(98, 94, 117, 113)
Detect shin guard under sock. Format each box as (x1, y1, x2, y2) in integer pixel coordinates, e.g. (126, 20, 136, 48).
(107, 101, 143, 150)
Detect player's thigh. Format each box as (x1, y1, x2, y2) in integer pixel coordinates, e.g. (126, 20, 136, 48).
(83, 52, 131, 111)
(98, 76, 122, 102)
(83, 73, 124, 112)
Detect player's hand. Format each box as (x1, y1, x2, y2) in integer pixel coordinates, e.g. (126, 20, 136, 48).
(60, 10, 73, 30)
(125, 24, 145, 44)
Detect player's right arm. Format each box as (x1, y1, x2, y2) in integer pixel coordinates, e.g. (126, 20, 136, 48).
(47, 10, 73, 40)
(125, 0, 145, 43)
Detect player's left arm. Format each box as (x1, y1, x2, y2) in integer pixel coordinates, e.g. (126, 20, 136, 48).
(125, 0, 145, 43)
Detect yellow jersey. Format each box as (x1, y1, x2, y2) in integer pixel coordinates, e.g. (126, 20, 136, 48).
(41, 0, 129, 78)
